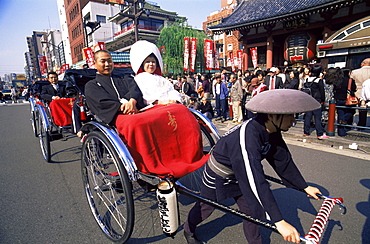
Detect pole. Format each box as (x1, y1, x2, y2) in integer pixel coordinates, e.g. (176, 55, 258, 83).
(326, 100, 336, 136)
(134, 1, 139, 42)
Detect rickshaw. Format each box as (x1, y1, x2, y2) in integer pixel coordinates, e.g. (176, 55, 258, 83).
(29, 69, 97, 162)
(79, 90, 346, 244)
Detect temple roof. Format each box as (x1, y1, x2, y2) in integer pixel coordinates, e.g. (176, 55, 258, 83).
(209, 0, 363, 32)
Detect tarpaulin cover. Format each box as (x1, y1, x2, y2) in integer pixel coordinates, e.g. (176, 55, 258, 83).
(115, 103, 209, 178)
(49, 98, 75, 126)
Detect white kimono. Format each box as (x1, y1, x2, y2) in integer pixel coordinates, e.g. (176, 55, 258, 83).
(134, 72, 182, 105)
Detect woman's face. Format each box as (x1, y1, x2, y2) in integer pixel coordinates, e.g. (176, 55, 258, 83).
(143, 56, 157, 74)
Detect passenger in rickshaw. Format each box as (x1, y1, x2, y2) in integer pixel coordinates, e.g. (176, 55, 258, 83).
(40, 72, 67, 102)
(85, 48, 208, 178)
(184, 89, 322, 244)
(40, 71, 76, 127)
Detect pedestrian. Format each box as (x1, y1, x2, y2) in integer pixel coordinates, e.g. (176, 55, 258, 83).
(301, 65, 329, 140)
(198, 97, 214, 120)
(287, 70, 300, 90)
(10, 86, 17, 104)
(229, 73, 243, 123)
(200, 74, 211, 99)
(264, 67, 283, 90)
(351, 58, 370, 128)
(332, 68, 357, 136)
(183, 89, 322, 244)
(213, 75, 229, 122)
(360, 78, 370, 127)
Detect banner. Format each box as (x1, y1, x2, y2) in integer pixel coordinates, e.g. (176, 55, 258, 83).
(38, 55, 47, 77)
(250, 47, 258, 69)
(214, 41, 220, 70)
(83, 47, 95, 68)
(204, 39, 214, 70)
(183, 37, 190, 72)
(59, 64, 70, 75)
(237, 50, 243, 70)
(229, 52, 235, 72)
(189, 38, 197, 72)
(94, 42, 106, 51)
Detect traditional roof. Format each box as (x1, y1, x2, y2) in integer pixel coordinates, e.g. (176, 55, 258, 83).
(209, 0, 364, 33)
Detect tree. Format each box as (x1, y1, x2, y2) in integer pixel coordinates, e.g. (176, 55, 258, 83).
(156, 21, 210, 75)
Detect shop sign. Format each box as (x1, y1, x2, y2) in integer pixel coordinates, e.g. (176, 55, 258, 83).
(283, 17, 309, 30)
(349, 46, 370, 54)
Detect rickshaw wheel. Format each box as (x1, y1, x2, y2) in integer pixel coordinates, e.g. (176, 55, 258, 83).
(81, 131, 134, 243)
(38, 111, 51, 162)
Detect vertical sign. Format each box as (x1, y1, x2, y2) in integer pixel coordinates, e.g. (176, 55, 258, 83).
(183, 37, 190, 72)
(204, 39, 214, 70)
(237, 50, 243, 70)
(83, 47, 95, 68)
(38, 55, 47, 77)
(250, 47, 258, 69)
(229, 52, 235, 72)
(189, 38, 197, 72)
(214, 41, 220, 70)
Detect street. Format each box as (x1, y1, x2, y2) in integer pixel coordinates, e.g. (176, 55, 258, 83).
(0, 103, 369, 244)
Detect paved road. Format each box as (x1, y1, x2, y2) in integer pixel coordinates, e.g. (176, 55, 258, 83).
(0, 103, 369, 243)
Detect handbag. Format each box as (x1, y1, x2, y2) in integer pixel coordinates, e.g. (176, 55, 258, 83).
(345, 78, 359, 105)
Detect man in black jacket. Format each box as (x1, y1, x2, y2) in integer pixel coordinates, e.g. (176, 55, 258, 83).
(85, 50, 145, 125)
(40, 72, 66, 102)
(264, 67, 284, 90)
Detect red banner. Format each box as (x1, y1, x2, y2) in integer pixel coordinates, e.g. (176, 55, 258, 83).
(183, 37, 190, 71)
(250, 47, 258, 69)
(189, 38, 197, 72)
(214, 41, 220, 70)
(204, 39, 214, 70)
(38, 55, 47, 77)
(83, 48, 95, 68)
(229, 52, 235, 72)
(237, 50, 243, 70)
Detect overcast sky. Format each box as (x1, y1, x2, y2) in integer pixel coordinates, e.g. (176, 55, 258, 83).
(0, 0, 219, 77)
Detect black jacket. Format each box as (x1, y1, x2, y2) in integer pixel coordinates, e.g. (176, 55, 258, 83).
(85, 73, 145, 125)
(40, 83, 67, 102)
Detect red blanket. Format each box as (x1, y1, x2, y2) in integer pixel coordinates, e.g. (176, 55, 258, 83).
(49, 98, 75, 127)
(115, 104, 209, 178)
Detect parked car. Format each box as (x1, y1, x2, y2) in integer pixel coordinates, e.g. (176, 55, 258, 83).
(2, 89, 20, 100)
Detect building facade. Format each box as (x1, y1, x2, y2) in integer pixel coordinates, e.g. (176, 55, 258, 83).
(209, 0, 370, 70)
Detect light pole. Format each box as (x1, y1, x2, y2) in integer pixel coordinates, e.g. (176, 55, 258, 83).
(83, 20, 101, 48)
(119, 0, 149, 42)
(41, 41, 65, 70)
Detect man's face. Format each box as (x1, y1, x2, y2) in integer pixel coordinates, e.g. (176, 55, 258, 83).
(48, 74, 58, 84)
(94, 51, 113, 76)
(271, 114, 296, 131)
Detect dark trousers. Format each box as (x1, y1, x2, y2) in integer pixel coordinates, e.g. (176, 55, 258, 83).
(336, 100, 355, 136)
(184, 195, 262, 244)
(215, 94, 221, 118)
(304, 107, 324, 136)
(220, 98, 228, 119)
(358, 109, 368, 127)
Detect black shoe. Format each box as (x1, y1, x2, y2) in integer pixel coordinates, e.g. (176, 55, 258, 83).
(184, 231, 204, 244)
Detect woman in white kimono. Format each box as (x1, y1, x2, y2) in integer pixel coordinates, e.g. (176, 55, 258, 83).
(130, 40, 182, 105)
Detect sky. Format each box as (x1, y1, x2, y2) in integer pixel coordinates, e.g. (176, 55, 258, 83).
(0, 0, 219, 77)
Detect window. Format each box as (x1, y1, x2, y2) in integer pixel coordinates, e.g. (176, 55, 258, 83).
(227, 44, 233, 51)
(96, 15, 106, 24)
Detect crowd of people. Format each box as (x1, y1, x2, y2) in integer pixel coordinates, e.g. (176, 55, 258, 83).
(163, 60, 369, 138)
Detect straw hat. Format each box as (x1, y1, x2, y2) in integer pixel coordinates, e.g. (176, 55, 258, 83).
(245, 89, 320, 114)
